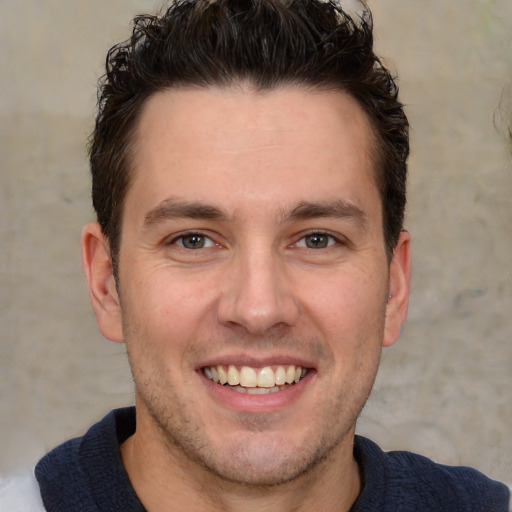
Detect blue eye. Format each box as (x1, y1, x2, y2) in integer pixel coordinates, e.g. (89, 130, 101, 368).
(297, 233, 336, 249)
(174, 233, 215, 249)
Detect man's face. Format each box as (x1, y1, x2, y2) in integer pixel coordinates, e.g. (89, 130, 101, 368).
(90, 86, 409, 486)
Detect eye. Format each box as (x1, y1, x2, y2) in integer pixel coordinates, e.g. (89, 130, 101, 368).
(173, 233, 216, 249)
(296, 232, 337, 249)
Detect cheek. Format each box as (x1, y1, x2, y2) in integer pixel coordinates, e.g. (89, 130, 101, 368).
(301, 266, 387, 336)
(127, 265, 217, 323)
(120, 271, 220, 369)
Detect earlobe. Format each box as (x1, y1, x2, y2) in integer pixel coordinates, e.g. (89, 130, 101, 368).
(81, 222, 124, 343)
(382, 230, 411, 348)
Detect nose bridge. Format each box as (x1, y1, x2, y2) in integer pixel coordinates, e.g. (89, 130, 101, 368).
(217, 240, 299, 333)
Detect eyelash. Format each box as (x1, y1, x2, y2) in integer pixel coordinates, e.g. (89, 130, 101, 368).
(294, 230, 344, 249)
(168, 230, 344, 251)
(169, 231, 216, 250)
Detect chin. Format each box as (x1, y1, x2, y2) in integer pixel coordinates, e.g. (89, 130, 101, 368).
(176, 428, 344, 488)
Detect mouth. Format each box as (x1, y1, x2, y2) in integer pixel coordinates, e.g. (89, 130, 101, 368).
(202, 364, 308, 395)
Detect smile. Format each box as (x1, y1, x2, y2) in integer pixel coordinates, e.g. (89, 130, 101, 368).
(202, 365, 307, 395)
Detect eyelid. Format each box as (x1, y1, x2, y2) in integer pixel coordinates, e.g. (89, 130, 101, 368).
(293, 229, 346, 248)
(168, 230, 217, 248)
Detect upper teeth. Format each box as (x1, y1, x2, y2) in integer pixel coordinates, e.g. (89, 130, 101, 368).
(203, 365, 305, 388)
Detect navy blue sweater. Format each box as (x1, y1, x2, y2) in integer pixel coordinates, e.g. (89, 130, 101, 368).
(35, 407, 510, 511)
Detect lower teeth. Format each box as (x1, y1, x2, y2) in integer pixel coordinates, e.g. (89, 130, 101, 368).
(227, 385, 285, 394)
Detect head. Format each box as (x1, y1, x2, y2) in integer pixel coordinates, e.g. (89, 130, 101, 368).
(82, 0, 411, 494)
(89, 0, 409, 272)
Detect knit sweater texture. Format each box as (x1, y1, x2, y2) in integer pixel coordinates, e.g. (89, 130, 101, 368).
(18, 407, 508, 511)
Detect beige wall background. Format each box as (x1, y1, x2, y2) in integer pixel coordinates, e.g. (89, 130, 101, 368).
(1, 0, 511, 482)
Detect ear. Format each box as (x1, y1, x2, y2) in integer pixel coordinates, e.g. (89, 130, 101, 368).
(382, 230, 411, 348)
(81, 222, 124, 343)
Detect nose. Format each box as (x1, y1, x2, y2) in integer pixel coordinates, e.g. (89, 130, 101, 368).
(216, 245, 300, 334)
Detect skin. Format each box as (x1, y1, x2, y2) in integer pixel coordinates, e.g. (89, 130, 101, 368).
(81, 85, 410, 512)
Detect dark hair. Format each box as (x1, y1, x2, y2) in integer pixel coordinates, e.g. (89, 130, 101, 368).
(89, 0, 409, 268)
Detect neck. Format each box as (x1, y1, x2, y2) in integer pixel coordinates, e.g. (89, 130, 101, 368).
(121, 413, 362, 512)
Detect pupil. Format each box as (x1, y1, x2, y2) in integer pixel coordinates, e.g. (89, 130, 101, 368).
(306, 234, 328, 249)
(183, 234, 204, 249)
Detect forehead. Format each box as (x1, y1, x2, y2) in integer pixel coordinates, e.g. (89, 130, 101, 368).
(126, 85, 380, 222)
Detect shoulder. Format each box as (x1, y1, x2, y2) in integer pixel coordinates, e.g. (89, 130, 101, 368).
(34, 408, 141, 512)
(354, 436, 511, 511)
(0, 473, 46, 512)
(386, 449, 509, 508)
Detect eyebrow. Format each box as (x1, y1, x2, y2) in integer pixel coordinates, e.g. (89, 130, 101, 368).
(285, 200, 367, 226)
(143, 198, 230, 227)
(143, 197, 367, 228)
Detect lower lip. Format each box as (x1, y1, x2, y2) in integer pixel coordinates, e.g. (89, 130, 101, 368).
(199, 370, 314, 413)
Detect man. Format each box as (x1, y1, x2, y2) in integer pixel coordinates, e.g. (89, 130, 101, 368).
(1, 0, 510, 510)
